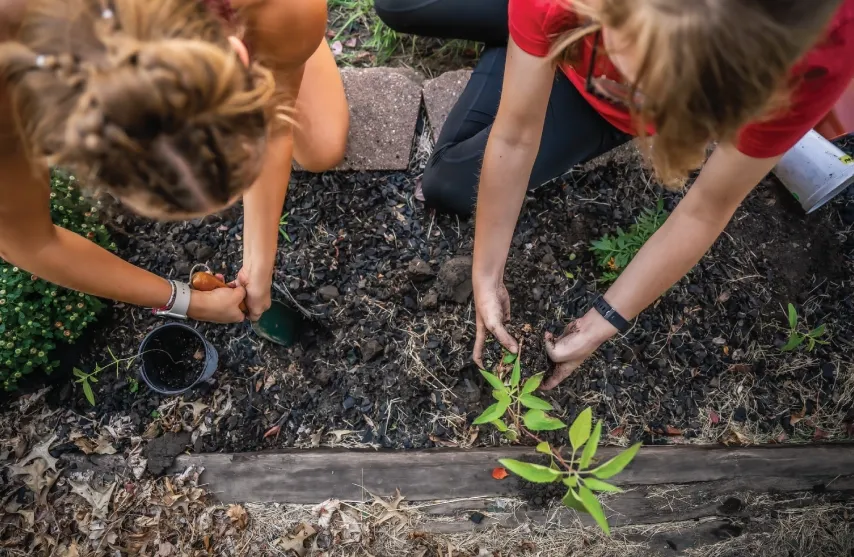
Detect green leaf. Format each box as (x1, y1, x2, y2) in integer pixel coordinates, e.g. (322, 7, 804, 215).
(73, 367, 86, 379)
(523, 410, 567, 431)
(562, 475, 578, 488)
(591, 443, 641, 479)
(521, 373, 543, 395)
(583, 477, 623, 493)
(492, 419, 509, 432)
(569, 408, 593, 451)
(781, 334, 805, 352)
(579, 421, 602, 469)
(578, 485, 611, 535)
(494, 390, 512, 406)
(787, 303, 798, 330)
(810, 324, 826, 338)
(535, 441, 551, 455)
(129, 380, 139, 394)
(82, 381, 95, 407)
(510, 356, 521, 388)
(562, 487, 587, 513)
(498, 459, 562, 484)
(89, 376, 98, 383)
(502, 352, 517, 365)
(504, 430, 518, 442)
(474, 401, 510, 425)
(519, 394, 553, 411)
(480, 369, 506, 391)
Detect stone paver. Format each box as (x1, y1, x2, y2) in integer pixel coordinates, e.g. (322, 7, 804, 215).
(336, 67, 424, 171)
(422, 70, 472, 143)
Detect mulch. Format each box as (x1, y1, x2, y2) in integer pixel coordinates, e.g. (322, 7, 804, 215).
(9, 136, 850, 461)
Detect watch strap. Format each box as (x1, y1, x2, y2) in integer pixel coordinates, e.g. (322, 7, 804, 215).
(153, 281, 191, 320)
(593, 296, 631, 333)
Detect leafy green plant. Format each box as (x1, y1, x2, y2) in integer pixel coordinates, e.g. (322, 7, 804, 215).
(278, 212, 292, 243)
(781, 303, 828, 352)
(476, 350, 640, 535)
(0, 170, 114, 391)
(590, 200, 668, 283)
(73, 366, 102, 406)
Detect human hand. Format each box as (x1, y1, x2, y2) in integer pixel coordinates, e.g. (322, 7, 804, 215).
(472, 276, 519, 368)
(541, 310, 618, 390)
(236, 265, 272, 321)
(187, 281, 247, 324)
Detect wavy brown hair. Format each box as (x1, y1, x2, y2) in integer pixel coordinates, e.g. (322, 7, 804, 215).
(552, 0, 843, 187)
(0, 0, 275, 218)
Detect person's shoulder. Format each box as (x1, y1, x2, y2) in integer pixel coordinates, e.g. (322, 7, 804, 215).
(239, 0, 326, 65)
(0, 0, 28, 42)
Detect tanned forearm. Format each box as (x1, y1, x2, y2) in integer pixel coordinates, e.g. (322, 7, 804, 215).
(473, 136, 540, 282)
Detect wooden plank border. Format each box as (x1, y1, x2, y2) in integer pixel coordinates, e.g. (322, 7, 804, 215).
(173, 443, 854, 505)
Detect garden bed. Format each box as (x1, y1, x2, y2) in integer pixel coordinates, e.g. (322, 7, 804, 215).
(34, 139, 854, 464)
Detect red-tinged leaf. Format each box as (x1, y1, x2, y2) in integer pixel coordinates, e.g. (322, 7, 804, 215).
(775, 432, 789, 443)
(664, 425, 683, 436)
(813, 428, 829, 441)
(609, 425, 626, 437)
(790, 406, 806, 426)
(344, 37, 358, 48)
(492, 467, 509, 480)
(263, 425, 281, 439)
(709, 411, 720, 424)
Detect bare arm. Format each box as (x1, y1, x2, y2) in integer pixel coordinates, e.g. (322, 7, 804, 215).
(542, 144, 781, 388)
(237, 0, 326, 319)
(471, 38, 555, 365)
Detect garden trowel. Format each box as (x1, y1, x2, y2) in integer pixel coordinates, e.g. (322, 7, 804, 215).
(190, 271, 302, 347)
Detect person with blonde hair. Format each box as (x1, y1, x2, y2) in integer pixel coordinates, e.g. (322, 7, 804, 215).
(0, 0, 349, 323)
(375, 0, 854, 388)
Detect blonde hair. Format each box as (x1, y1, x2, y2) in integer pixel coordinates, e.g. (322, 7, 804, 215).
(0, 0, 276, 216)
(552, 0, 843, 187)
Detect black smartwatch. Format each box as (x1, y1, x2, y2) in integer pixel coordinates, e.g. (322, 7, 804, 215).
(592, 296, 631, 334)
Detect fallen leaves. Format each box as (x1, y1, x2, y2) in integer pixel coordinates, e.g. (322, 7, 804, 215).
(70, 433, 117, 455)
(68, 479, 116, 520)
(491, 467, 509, 480)
(274, 523, 316, 556)
(8, 434, 60, 504)
(709, 410, 721, 425)
(226, 504, 249, 530)
(370, 489, 409, 533)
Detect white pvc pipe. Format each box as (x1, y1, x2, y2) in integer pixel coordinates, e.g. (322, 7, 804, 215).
(771, 129, 854, 213)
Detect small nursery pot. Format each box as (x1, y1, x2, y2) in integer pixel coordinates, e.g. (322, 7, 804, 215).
(772, 129, 854, 213)
(138, 323, 218, 396)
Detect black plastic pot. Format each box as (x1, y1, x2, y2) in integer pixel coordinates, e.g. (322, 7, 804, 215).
(138, 323, 218, 395)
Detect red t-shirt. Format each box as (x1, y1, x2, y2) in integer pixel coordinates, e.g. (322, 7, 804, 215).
(509, 0, 854, 158)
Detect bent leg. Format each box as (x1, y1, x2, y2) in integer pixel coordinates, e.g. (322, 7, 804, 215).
(292, 39, 350, 172)
(374, 0, 509, 45)
(422, 48, 629, 216)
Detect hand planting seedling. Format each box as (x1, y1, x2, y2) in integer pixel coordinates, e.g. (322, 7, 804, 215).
(781, 303, 828, 352)
(475, 349, 640, 535)
(590, 200, 668, 283)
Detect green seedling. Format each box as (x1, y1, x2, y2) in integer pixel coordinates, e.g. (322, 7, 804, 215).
(781, 303, 828, 352)
(476, 349, 640, 535)
(590, 200, 668, 283)
(73, 366, 102, 407)
(279, 212, 292, 243)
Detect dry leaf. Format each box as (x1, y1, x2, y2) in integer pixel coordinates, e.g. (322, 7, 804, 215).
(331, 41, 343, 56)
(344, 37, 358, 48)
(143, 421, 161, 440)
(73, 437, 98, 455)
(664, 425, 684, 436)
(492, 467, 509, 480)
(275, 523, 316, 557)
(263, 425, 281, 439)
(328, 430, 359, 443)
(69, 480, 116, 520)
(609, 425, 626, 437)
(227, 504, 248, 530)
(312, 499, 341, 529)
(58, 541, 80, 557)
(717, 291, 731, 303)
(709, 410, 721, 424)
(813, 428, 829, 441)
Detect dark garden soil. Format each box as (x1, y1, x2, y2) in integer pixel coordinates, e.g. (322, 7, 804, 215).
(141, 326, 207, 392)
(35, 136, 853, 462)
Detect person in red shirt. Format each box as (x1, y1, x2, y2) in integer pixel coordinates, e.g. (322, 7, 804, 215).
(376, 0, 854, 389)
(0, 0, 349, 323)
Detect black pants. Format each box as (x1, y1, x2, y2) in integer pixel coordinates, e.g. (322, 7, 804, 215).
(375, 0, 629, 215)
